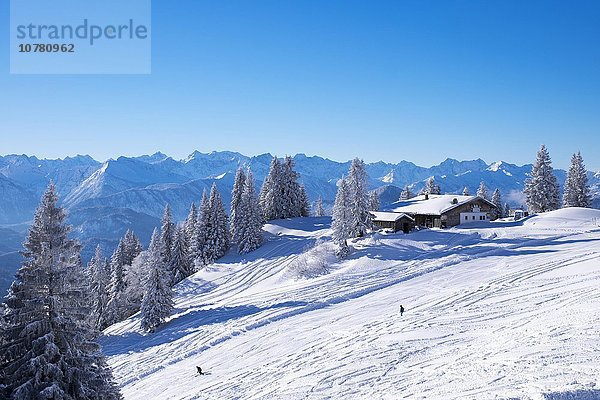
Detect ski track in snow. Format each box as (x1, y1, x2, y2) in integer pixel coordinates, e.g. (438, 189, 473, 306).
(100, 209, 600, 400)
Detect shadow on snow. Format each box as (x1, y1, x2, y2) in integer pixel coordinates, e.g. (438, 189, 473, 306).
(100, 301, 308, 357)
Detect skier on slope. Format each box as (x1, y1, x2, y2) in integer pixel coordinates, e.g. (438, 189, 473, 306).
(196, 366, 205, 375)
(400, 305, 404, 316)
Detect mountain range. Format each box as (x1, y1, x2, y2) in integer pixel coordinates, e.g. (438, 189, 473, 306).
(0, 151, 599, 296)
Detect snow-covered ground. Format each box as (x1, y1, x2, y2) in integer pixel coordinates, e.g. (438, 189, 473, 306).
(101, 209, 600, 400)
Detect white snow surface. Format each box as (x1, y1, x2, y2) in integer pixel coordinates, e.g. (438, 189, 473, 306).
(101, 209, 600, 400)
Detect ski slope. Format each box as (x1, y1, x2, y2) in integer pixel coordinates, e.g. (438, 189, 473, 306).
(100, 209, 600, 400)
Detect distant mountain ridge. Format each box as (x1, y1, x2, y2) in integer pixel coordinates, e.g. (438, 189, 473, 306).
(0, 151, 598, 296)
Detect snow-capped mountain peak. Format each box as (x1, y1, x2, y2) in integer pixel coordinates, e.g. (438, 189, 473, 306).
(487, 161, 504, 172)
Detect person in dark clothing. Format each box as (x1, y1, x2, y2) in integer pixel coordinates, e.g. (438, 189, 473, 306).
(400, 305, 404, 316)
(196, 366, 204, 375)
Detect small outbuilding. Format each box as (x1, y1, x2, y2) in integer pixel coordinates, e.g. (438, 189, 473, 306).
(371, 211, 415, 233)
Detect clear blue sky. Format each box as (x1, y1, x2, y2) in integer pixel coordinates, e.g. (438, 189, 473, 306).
(1, 1, 599, 170)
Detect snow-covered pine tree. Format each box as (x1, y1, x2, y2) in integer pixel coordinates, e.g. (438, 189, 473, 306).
(259, 155, 305, 220)
(369, 191, 380, 212)
(281, 156, 300, 217)
(423, 177, 441, 195)
(230, 167, 247, 244)
(491, 189, 502, 219)
(123, 229, 143, 266)
(105, 239, 129, 325)
(563, 151, 591, 208)
(462, 186, 470, 196)
(123, 249, 150, 318)
(332, 177, 352, 257)
(299, 184, 310, 217)
(183, 202, 199, 267)
(238, 170, 264, 254)
(400, 185, 412, 200)
(347, 158, 372, 237)
(214, 185, 230, 258)
(184, 202, 197, 246)
(0, 184, 121, 400)
(314, 196, 325, 217)
(140, 228, 173, 333)
(194, 190, 210, 268)
(259, 156, 283, 221)
(477, 181, 489, 200)
(111, 238, 127, 272)
(524, 144, 561, 213)
(160, 204, 175, 269)
(170, 226, 192, 285)
(504, 203, 511, 219)
(201, 184, 230, 265)
(89, 245, 111, 330)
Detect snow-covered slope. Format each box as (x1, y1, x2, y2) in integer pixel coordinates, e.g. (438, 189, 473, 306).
(101, 209, 600, 399)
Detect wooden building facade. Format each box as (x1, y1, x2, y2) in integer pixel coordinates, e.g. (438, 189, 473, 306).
(385, 195, 499, 229)
(371, 212, 415, 233)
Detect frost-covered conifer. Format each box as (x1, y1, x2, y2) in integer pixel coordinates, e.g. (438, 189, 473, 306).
(230, 168, 247, 243)
(201, 184, 230, 265)
(347, 158, 372, 237)
(184, 202, 197, 246)
(369, 191, 380, 212)
(105, 239, 130, 325)
(260, 157, 283, 221)
(423, 177, 441, 195)
(281, 156, 301, 217)
(0, 184, 121, 399)
(524, 145, 561, 213)
(332, 177, 352, 257)
(462, 186, 470, 196)
(171, 226, 192, 285)
(563, 151, 591, 208)
(477, 181, 489, 200)
(504, 203, 511, 219)
(260, 156, 305, 220)
(140, 229, 173, 333)
(123, 229, 143, 266)
(89, 245, 111, 330)
(491, 189, 502, 219)
(123, 249, 151, 318)
(194, 190, 210, 268)
(299, 184, 310, 217)
(314, 196, 326, 217)
(160, 204, 175, 268)
(400, 185, 412, 200)
(238, 171, 264, 254)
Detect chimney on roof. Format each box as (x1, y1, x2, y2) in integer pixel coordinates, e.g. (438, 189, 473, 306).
(425, 194, 429, 200)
